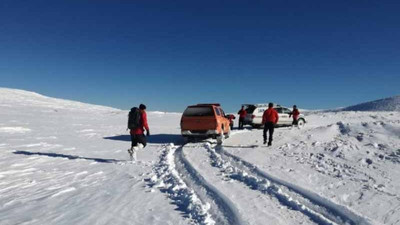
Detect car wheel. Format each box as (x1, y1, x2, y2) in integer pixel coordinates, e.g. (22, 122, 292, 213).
(297, 119, 305, 127)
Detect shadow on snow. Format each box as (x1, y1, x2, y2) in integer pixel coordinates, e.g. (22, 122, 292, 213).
(13, 150, 124, 164)
(103, 134, 184, 145)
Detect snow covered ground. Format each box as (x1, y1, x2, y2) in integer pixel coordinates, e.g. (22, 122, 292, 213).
(1, 88, 399, 225)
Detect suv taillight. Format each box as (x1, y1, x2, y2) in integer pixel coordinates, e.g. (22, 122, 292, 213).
(252, 115, 255, 119)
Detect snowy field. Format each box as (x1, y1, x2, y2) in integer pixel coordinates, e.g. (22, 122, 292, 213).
(0, 88, 399, 225)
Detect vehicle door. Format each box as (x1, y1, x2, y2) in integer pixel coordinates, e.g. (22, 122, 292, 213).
(275, 107, 288, 125)
(253, 107, 265, 125)
(281, 107, 292, 125)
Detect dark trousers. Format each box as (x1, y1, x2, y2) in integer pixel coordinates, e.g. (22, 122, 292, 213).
(239, 118, 245, 129)
(292, 119, 298, 126)
(263, 122, 275, 144)
(131, 134, 147, 148)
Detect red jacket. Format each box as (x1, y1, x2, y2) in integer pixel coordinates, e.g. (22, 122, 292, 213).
(291, 109, 300, 120)
(262, 108, 279, 124)
(238, 109, 247, 118)
(130, 110, 149, 135)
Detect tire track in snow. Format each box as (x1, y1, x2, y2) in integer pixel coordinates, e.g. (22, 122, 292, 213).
(176, 145, 245, 225)
(148, 144, 244, 225)
(204, 143, 372, 225)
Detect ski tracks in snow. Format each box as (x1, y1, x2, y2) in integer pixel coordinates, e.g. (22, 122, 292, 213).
(148, 143, 244, 225)
(204, 142, 372, 225)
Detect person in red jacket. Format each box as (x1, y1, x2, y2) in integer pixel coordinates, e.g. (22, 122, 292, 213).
(227, 114, 236, 130)
(261, 103, 279, 146)
(129, 104, 150, 159)
(289, 105, 300, 126)
(237, 106, 247, 130)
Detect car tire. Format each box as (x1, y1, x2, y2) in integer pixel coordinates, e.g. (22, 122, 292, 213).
(297, 119, 305, 127)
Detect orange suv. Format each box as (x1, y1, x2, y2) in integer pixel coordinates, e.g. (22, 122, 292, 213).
(181, 104, 231, 142)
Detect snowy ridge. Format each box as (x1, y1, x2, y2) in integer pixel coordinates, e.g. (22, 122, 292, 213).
(0, 88, 182, 115)
(204, 143, 372, 225)
(341, 95, 400, 112)
(149, 111, 182, 115)
(0, 88, 118, 112)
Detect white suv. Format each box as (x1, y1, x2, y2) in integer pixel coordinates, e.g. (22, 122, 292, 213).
(242, 104, 306, 128)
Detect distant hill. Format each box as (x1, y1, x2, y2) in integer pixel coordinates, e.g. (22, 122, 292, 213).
(0, 88, 174, 115)
(0, 88, 119, 112)
(342, 95, 400, 112)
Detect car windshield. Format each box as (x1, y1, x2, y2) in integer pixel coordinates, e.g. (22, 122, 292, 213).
(183, 107, 215, 117)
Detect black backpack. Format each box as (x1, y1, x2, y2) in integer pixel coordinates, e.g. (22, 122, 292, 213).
(128, 107, 141, 129)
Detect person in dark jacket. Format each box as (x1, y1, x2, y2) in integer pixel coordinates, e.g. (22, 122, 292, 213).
(128, 104, 150, 159)
(237, 106, 247, 130)
(261, 103, 279, 146)
(289, 105, 300, 126)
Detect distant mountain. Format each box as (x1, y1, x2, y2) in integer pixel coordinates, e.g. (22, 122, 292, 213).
(342, 95, 400, 112)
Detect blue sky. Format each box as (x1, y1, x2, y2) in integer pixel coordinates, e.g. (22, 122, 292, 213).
(1, 1, 399, 112)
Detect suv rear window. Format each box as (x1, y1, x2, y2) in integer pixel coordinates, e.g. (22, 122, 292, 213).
(245, 105, 256, 114)
(183, 107, 215, 117)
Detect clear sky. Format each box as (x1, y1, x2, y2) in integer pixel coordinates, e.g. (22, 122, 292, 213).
(1, 0, 399, 112)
